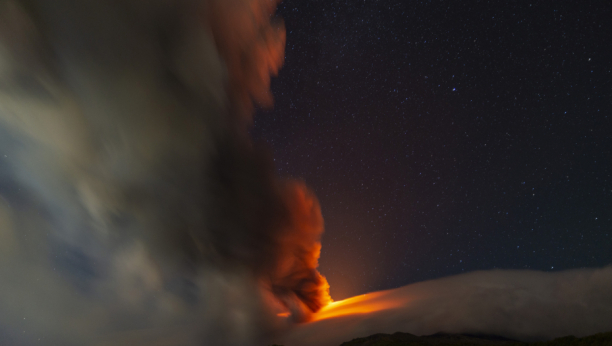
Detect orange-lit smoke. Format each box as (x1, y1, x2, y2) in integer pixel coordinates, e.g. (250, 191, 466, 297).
(201, 0, 329, 320)
(269, 182, 332, 320)
(206, 0, 286, 118)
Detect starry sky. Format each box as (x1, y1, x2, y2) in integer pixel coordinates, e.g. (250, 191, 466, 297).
(252, 0, 612, 300)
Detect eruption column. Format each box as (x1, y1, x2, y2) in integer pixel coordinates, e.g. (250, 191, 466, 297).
(0, 0, 329, 344)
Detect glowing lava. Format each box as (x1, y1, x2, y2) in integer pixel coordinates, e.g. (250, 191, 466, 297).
(276, 289, 409, 321)
(312, 291, 407, 321)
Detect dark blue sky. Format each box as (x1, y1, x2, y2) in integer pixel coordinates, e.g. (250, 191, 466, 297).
(252, 0, 612, 300)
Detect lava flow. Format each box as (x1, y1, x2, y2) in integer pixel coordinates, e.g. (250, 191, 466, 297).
(312, 290, 409, 321)
(278, 289, 410, 322)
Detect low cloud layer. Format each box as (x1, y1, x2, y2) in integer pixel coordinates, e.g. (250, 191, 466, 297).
(0, 0, 328, 345)
(279, 266, 612, 346)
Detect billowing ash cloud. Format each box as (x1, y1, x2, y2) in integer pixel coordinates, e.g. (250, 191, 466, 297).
(0, 0, 329, 344)
(279, 267, 612, 346)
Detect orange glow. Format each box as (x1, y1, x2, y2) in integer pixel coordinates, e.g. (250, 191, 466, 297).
(272, 182, 332, 315)
(310, 291, 409, 321)
(277, 312, 291, 317)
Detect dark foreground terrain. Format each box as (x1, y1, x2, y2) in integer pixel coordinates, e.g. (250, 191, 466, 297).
(270, 331, 612, 346)
(335, 331, 612, 346)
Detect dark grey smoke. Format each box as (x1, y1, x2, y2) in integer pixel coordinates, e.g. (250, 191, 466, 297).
(0, 0, 328, 344)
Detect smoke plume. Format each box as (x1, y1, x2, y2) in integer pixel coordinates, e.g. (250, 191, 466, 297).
(0, 0, 329, 345)
(278, 266, 612, 346)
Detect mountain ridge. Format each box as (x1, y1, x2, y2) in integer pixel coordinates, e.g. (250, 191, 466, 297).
(336, 331, 612, 346)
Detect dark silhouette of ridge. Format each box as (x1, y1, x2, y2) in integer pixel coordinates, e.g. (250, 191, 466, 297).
(339, 332, 519, 345)
(315, 331, 612, 346)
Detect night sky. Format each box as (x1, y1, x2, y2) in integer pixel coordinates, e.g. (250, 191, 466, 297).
(252, 1, 612, 300)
